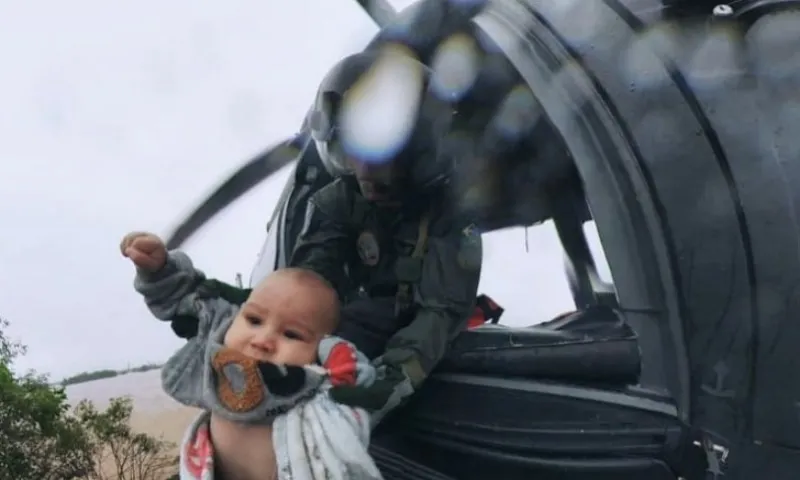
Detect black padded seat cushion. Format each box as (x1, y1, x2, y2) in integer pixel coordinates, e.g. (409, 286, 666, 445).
(436, 306, 641, 384)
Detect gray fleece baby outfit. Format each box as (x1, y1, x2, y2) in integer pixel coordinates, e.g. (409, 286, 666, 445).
(134, 251, 327, 423)
(134, 251, 384, 479)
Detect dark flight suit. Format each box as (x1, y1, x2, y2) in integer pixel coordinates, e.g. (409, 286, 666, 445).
(293, 176, 482, 385)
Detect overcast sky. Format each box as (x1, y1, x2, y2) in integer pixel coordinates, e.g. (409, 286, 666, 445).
(0, 0, 610, 380)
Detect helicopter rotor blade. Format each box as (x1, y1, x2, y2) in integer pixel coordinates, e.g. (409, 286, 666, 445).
(164, 0, 398, 251)
(164, 136, 305, 250)
(354, 0, 397, 27)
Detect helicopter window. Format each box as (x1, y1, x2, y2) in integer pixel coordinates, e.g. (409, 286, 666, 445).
(583, 220, 614, 286)
(477, 219, 612, 327)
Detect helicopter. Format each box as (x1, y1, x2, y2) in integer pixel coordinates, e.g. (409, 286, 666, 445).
(163, 0, 800, 478)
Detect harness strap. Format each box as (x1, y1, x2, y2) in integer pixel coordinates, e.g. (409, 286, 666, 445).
(395, 211, 431, 315)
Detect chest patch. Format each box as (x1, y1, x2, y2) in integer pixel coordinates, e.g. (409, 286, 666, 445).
(357, 230, 380, 266)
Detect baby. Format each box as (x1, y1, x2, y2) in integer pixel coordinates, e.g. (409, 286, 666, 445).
(120, 232, 381, 480)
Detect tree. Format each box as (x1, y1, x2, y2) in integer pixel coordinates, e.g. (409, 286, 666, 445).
(74, 397, 177, 480)
(0, 317, 94, 479)
(0, 318, 178, 479)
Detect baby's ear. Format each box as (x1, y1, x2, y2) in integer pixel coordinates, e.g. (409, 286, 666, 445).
(256, 362, 308, 397)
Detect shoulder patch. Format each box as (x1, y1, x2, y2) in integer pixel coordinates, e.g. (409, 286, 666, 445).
(357, 230, 380, 266)
(462, 223, 480, 243)
(458, 223, 482, 270)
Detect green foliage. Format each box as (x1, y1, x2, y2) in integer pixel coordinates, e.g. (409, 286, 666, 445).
(0, 317, 25, 362)
(0, 318, 177, 480)
(0, 318, 94, 479)
(74, 397, 176, 480)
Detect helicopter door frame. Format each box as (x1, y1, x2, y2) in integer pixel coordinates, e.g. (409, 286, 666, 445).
(249, 168, 297, 287)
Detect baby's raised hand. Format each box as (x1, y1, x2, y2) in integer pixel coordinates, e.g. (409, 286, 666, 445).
(120, 231, 167, 272)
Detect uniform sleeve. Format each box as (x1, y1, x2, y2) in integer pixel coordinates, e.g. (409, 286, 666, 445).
(382, 222, 482, 386)
(289, 195, 351, 298)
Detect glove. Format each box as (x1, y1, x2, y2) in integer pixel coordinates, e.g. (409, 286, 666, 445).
(196, 279, 252, 305)
(317, 336, 376, 387)
(328, 360, 415, 427)
(170, 314, 200, 339)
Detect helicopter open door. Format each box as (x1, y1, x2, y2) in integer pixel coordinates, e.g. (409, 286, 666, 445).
(449, 1, 800, 479)
(166, 1, 692, 477)
(248, 133, 336, 286)
(248, 171, 293, 283)
(356, 1, 800, 479)
(226, 3, 690, 478)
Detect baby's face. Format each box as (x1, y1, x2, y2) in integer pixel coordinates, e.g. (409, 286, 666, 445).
(223, 273, 335, 366)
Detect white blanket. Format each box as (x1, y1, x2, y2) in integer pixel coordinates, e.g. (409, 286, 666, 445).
(273, 390, 383, 480)
(178, 391, 384, 480)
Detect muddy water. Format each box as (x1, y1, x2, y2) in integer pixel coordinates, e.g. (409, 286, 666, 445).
(65, 369, 199, 446)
